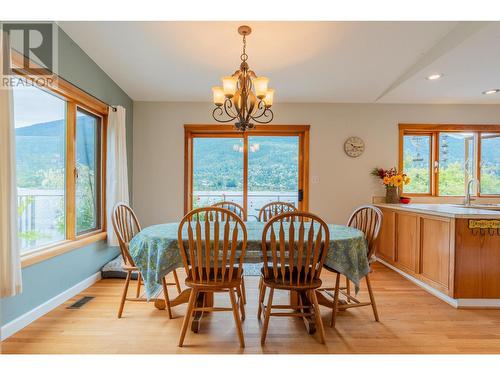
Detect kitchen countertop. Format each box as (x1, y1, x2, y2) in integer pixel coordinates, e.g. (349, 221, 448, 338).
(375, 203, 500, 219)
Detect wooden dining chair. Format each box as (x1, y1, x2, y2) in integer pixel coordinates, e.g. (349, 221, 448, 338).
(212, 201, 247, 305)
(112, 203, 181, 319)
(177, 207, 248, 348)
(258, 201, 298, 222)
(258, 211, 329, 345)
(211, 201, 246, 220)
(318, 205, 383, 327)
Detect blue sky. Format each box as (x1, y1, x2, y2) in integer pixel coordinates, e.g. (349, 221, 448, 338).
(13, 84, 66, 128)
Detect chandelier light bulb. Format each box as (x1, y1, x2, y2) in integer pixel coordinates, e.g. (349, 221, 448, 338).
(263, 89, 275, 107)
(212, 87, 225, 106)
(252, 77, 269, 99)
(222, 76, 238, 98)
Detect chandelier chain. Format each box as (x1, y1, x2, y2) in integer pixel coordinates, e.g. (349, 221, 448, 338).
(240, 35, 248, 62)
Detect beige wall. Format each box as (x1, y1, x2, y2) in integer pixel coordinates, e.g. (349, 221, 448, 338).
(132, 102, 500, 225)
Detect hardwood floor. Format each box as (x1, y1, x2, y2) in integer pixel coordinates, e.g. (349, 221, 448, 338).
(3, 263, 500, 354)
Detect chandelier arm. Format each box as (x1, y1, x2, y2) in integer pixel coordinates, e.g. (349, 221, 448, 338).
(250, 100, 267, 119)
(212, 102, 238, 123)
(225, 98, 240, 119)
(251, 108, 274, 124)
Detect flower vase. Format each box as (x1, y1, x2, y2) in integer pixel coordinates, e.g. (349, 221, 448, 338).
(385, 186, 399, 204)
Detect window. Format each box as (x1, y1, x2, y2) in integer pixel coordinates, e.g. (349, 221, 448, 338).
(480, 133, 500, 195)
(12, 78, 106, 257)
(185, 125, 309, 220)
(399, 124, 500, 197)
(14, 85, 67, 252)
(402, 134, 431, 194)
(76, 109, 102, 234)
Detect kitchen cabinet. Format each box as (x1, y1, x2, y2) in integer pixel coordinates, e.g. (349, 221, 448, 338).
(375, 204, 500, 302)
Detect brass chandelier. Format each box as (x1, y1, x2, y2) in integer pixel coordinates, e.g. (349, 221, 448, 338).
(212, 25, 275, 132)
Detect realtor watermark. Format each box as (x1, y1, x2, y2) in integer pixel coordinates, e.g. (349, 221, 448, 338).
(1, 22, 58, 89)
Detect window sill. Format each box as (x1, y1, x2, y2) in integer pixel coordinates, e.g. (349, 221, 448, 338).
(21, 232, 107, 268)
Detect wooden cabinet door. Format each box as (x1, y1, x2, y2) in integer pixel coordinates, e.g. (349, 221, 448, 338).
(455, 219, 500, 298)
(419, 216, 452, 292)
(395, 212, 418, 273)
(377, 208, 395, 261)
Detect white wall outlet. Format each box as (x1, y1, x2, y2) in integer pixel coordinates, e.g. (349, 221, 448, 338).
(312, 176, 320, 184)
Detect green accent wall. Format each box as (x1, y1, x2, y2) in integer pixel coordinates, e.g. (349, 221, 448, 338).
(1, 25, 133, 326)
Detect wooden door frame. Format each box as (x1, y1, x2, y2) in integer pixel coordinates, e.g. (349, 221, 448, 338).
(184, 124, 310, 218)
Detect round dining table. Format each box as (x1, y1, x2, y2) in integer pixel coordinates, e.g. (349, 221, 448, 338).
(129, 221, 370, 334)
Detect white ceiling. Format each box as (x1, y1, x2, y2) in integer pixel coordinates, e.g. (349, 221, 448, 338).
(58, 21, 500, 104)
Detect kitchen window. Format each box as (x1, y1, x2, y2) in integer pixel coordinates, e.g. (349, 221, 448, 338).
(399, 124, 500, 197)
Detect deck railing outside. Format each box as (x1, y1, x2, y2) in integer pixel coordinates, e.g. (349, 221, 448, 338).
(193, 191, 298, 220)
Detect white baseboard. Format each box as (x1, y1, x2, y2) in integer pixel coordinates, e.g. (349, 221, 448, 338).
(376, 258, 500, 309)
(1, 271, 101, 341)
(456, 299, 500, 308)
(376, 258, 458, 308)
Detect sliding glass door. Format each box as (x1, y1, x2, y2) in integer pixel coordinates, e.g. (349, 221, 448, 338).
(185, 125, 309, 220)
(192, 136, 244, 208)
(247, 136, 299, 220)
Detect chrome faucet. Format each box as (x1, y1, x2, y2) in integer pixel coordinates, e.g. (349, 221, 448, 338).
(464, 179, 478, 206)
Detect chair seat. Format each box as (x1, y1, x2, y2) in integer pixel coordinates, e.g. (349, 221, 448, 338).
(323, 263, 341, 273)
(185, 267, 242, 289)
(260, 266, 322, 290)
(122, 264, 138, 271)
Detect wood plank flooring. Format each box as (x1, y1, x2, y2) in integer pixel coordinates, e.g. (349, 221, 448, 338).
(3, 263, 500, 354)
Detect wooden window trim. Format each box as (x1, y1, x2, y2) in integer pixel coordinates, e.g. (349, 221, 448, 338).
(399, 123, 500, 197)
(184, 124, 310, 218)
(21, 232, 107, 268)
(10, 49, 108, 114)
(11, 51, 109, 268)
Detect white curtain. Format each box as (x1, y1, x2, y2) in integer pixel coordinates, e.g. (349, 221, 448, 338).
(106, 106, 129, 246)
(0, 30, 22, 297)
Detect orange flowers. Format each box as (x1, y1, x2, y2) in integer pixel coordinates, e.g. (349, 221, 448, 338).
(371, 167, 411, 188)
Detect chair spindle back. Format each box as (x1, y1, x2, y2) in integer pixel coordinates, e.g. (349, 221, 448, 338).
(261, 211, 330, 286)
(178, 207, 247, 284)
(112, 203, 142, 267)
(211, 201, 245, 221)
(347, 205, 383, 260)
(258, 201, 298, 222)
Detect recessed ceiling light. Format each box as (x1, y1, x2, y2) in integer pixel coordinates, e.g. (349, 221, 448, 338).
(426, 74, 443, 80)
(482, 89, 500, 95)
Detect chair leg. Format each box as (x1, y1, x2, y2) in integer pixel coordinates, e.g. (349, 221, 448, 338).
(173, 269, 182, 294)
(236, 285, 246, 320)
(118, 270, 132, 318)
(178, 288, 197, 347)
(366, 273, 380, 322)
(162, 277, 173, 319)
(345, 275, 351, 298)
(241, 276, 247, 305)
(260, 287, 274, 345)
(330, 273, 341, 328)
(257, 277, 266, 320)
(310, 289, 326, 344)
(135, 272, 142, 298)
(229, 288, 245, 348)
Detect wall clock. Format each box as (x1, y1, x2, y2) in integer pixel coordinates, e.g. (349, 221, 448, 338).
(344, 136, 365, 158)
